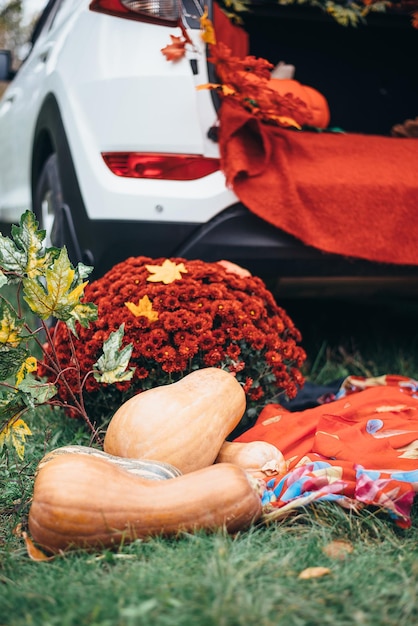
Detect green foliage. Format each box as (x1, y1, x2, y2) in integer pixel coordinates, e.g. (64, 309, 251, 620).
(0, 211, 134, 455)
(217, 0, 409, 27)
(93, 324, 134, 384)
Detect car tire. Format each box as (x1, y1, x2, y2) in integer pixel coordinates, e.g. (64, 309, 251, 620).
(34, 153, 64, 248)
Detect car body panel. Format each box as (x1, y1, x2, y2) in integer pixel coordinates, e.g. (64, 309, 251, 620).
(0, 0, 231, 225)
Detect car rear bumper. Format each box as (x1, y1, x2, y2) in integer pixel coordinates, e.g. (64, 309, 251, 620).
(76, 203, 418, 284)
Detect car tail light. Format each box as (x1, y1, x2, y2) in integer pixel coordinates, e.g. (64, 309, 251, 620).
(102, 153, 221, 180)
(89, 0, 180, 25)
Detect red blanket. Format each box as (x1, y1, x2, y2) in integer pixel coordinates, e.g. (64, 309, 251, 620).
(219, 99, 418, 266)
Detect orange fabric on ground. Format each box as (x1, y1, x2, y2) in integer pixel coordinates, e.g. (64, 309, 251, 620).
(235, 386, 418, 471)
(218, 98, 418, 266)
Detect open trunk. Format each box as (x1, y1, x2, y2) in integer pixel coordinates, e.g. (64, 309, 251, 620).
(201, 3, 418, 295)
(213, 2, 418, 137)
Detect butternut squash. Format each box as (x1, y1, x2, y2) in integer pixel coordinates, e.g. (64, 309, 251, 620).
(215, 441, 287, 477)
(37, 445, 182, 480)
(103, 367, 246, 473)
(28, 454, 262, 553)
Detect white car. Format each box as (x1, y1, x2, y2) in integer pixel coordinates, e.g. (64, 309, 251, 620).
(0, 0, 417, 283)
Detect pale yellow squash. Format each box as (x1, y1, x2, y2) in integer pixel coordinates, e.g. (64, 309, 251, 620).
(103, 367, 246, 473)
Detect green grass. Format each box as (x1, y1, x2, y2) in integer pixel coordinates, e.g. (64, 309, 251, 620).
(1, 294, 418, 626)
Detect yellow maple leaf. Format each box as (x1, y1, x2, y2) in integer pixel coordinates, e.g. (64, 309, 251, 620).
(0, 322, 20, 347)
(196, 82, 220, 91)
(146, 259, 188, 284)
(15, 356, 37, 387)
(125, 295, 159, 321)
(0, 417, 32, 460)
(0, 303, 24, 347)
(200, 6, 216, 45)
(196, 83, 236, 97)
(220, 84, 236, 96)
(268, 114, 302, 130)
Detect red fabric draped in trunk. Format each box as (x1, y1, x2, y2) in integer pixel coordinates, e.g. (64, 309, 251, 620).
(218, 99, 418, 266)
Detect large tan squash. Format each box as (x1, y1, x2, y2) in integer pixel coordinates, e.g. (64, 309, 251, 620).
(103, 367, 246, 473)
(28, 453, 262, 553)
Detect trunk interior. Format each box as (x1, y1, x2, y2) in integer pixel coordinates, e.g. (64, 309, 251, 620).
(216, 4, 417, 136)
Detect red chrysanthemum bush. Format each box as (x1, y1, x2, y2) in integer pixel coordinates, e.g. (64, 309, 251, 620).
(39, 256, 306, 433)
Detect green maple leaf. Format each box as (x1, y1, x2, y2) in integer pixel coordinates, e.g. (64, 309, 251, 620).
(0, 297, 26, 347)
(66, 301, 98, 336)
(0, 210, 56, 278)
(0, 414, 32, 460)
(0, 271, 7, 289)
(22, 247, 97, 328)
(0, 394, 28, 459)
(93, 324, 134, 384)
(18, 373, 57, 405)
(0, 345, 29, 380)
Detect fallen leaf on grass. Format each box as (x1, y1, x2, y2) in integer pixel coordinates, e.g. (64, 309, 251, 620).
(22, 531, 54, 561)
(298, 566, 331, 579)
(322, 539, 354, 560)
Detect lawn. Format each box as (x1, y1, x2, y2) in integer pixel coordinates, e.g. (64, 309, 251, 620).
(1, 285, 418, 626)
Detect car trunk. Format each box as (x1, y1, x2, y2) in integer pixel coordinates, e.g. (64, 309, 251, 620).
(203, 3, 418, 293)
(211, 2, 417, 136)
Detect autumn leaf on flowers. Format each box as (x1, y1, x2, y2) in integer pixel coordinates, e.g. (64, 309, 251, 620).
(0, 416, 32, 460)
(93, 324, 134, 384)
(125, 294, 159, 321)
(146, 259, 188, 284)
(22, 247, 97, 331)
(0, 210, 56, 278)
(200, 6, 216, 45)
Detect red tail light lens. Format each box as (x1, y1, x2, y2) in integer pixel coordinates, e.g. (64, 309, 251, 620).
(102, 153, 221, 180)
(89, 0, 180, 25)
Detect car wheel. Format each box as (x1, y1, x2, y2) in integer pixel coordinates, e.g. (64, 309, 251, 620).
(34, 153, 64, 248)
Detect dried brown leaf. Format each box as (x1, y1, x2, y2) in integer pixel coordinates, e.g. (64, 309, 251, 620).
(22, 531, 54, 562)
(298, 566, 331, 580)
(323, 539, 354, 560)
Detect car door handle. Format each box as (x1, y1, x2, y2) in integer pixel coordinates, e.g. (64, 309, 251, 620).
(37, 43, 54, 64)
(4, 93, 16, 104)
(1, 89, 18, 106)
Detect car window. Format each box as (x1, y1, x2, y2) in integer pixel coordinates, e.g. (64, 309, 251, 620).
(47, 0, 80, 34)
(14, 0, 64, 66)
(29, 0, 61, 47)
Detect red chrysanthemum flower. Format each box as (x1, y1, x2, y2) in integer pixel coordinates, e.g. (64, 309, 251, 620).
(38, 256, 306, 431)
